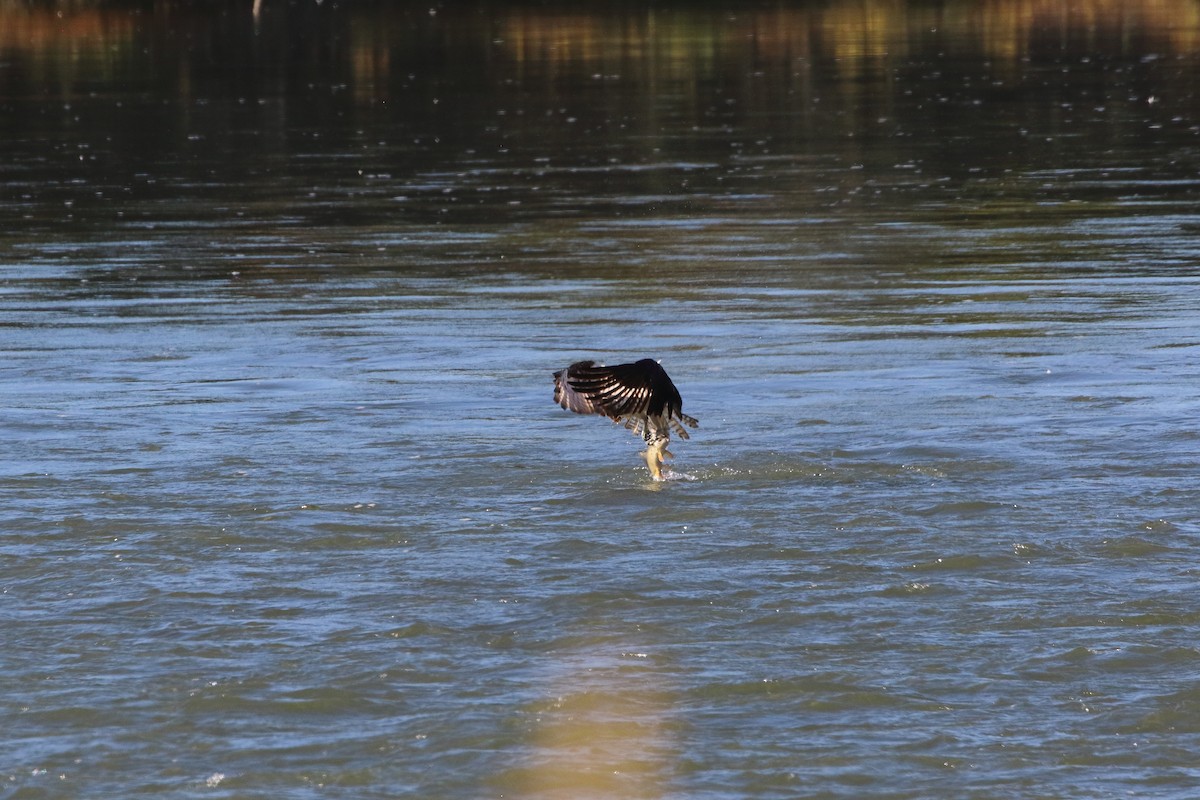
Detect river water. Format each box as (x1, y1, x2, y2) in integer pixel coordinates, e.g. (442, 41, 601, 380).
(4, 1, 1200, 797)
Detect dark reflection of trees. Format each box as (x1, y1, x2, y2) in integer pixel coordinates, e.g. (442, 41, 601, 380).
(2, 0, 1198, 231)
(4, 1, 1197, 99)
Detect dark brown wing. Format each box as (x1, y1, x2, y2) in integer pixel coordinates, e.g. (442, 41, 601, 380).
(553, 360, 607, 415)
(553, 359, 684, 421)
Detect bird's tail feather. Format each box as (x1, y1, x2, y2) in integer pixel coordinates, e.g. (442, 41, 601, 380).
(617, 414, 697, 441)
(669, 417, 692, 439)
(618, 416, 647, 438)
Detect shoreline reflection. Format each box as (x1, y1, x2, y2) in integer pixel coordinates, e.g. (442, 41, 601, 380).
(1, 0, 1197, 101)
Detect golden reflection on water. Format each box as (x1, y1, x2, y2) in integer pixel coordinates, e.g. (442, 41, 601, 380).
(2, 0, 1198, 98)
(488, 0, 1200, 85)
(811, 0, 1200, 60)
(494, 652, 677, 799)
(0, 4, 138, 87)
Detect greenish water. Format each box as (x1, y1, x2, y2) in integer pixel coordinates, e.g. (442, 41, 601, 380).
(4, 2, 1200, 797)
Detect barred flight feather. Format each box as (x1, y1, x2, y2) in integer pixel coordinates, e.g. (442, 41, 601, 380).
(552, 358, 698, 444)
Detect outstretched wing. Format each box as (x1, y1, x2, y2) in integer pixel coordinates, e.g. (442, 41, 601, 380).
(571, 360, 664, 419)
(553, 360, 609, 416)
(553, 359, 697, 429)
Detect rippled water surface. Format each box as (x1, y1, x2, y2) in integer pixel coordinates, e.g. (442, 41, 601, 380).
(5, 1, 1200, 797)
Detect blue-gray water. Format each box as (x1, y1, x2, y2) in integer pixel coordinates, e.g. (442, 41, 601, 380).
(5, 2, 1200, 797)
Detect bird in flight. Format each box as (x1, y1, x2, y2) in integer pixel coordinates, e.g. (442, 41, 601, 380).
(552, 358, 698, 480)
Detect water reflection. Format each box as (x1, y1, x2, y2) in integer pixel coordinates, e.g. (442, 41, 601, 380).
(4, 0, 1198, 126)
(5, 0, 1200, 84)
(0, 2, 1196, 268)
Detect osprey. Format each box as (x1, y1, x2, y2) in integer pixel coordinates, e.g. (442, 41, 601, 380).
(553, 358, 698, 480)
